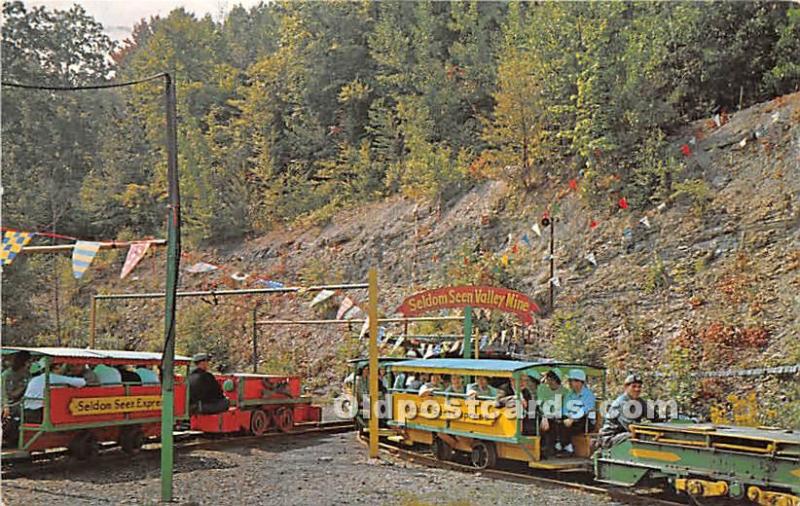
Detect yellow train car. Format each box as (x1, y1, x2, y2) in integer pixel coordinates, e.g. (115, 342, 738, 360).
(386, 358, 606, 470)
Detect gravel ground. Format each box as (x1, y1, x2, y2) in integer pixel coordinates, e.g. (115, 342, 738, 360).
(2, 432, 614, 506)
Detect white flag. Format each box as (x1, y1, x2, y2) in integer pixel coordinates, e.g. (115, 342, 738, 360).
(550, 276, 561, 288)
(639, 216, 651, 228)
(310, 289, 335, 307)
(532, 223, 542, 237)
(585, 252, 597, 266)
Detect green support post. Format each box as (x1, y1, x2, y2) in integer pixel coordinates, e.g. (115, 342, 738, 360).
(160, 72, 181, 503)
(462, 306, 472, 359)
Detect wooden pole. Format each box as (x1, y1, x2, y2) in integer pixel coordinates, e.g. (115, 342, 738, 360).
(89, 296, 97, 348)
(368, 268, 379, 458)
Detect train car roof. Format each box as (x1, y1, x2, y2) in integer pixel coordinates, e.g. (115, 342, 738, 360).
(1, 347, 191, 366)
(389, 358, 605, 378)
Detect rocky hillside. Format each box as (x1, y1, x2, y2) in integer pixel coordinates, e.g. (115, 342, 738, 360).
(85, 93, 799, 425)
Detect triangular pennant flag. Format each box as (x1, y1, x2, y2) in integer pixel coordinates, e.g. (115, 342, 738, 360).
(680, 144, 692, 156)
(449, 341, 461, 353)
(186, 261, 218, 274)
(0, 231, 34, 267)
(72, 241, 101, 279)
(585, 252, 597, 266)
(550, 276, 561, 288)
(479, 335, 488, 350)
(500, 329, 507, 345)
(639, 216, 651, 228)
(589, 219, 599, 230)
(618, 197, 629, 209)
(568, 179, 578, 191)
(337, 296, 355, 320)
(501, 254, 509, 266)
(532, 223, 542, 237)
(344, 306, 363, 320)
(376, 326, 387, 345)
(521, 234, 531, 247)
(511, 243, 519, 255)
(391, 335, 405, 352)
(359, 316, 370, 339)
(120, 242, 150, 279)
(310, 289, 335, 307)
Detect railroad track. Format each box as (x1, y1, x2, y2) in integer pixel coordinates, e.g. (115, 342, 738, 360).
(2, 420, 354, 478)
(358, 434, 689, 506)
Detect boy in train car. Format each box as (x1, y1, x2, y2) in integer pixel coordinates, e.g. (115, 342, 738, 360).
(537, 369, 568, 457)
(559, 369, 597, 456)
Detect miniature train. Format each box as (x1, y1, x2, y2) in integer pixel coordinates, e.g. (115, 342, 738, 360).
(349, 358, 799, 506)
(1, 347, 321, 460)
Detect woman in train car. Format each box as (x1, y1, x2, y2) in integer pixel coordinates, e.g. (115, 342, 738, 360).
(418, 374, 444, 397)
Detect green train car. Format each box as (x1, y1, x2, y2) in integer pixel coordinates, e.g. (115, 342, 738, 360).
(594, 422, 800, 505)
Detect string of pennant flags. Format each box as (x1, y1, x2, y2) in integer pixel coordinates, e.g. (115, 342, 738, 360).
(1, 229, 157, 280)
(479, 130, 714, 290)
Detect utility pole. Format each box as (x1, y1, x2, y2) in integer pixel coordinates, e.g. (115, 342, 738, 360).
(160, 72, 181, 503)
(549, 217, 555, 312)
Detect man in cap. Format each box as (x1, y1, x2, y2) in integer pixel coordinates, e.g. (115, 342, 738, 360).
(188, 353, 230, 414)
(599, 373, 648, 448)
(559, 368, 597, 456)
(537, 368, 568, 456)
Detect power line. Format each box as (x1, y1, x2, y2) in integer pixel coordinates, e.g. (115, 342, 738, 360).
(1, 73, 167, 91)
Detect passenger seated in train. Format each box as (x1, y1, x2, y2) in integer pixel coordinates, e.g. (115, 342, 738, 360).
(405, 373, 428, 392)
(188, 353, 230, 415)
(444, 374, 465, 395)
(135, 365, 160, 385)
(117, 365, 142, 384)
(599, 374, 646, 448)
(2, 351, 31, 446)
(466, 375, 498, 399)
(558, 369, 596, 456)
(520, 372, 548, 436)
(67, 363, 100, 386)
(418, 374, 444, 397)
(93, 363, 122, 385)
(22, 359, 86, 424)
(537, 369, 568, 457)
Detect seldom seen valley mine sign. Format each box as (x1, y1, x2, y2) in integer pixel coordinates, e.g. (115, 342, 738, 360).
(396, 286, 538, 324)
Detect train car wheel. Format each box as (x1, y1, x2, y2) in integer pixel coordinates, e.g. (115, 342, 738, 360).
(275, 408, 294, 433)
(250, 409, 270, 436)
(69, 431, 99, 461)
(432, 437, 452, 461)
(120, 427, 145, 455)
(470, 442, 496, 469)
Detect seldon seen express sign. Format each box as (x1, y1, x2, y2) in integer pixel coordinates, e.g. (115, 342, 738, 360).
(68, 395, 162, 416)
(396, 286, 539, 324)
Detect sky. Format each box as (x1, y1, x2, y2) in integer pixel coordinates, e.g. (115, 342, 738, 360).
(27, 0, 265, 41)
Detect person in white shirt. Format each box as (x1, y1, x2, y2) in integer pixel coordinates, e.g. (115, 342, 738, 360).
(23, 359, 86, 424)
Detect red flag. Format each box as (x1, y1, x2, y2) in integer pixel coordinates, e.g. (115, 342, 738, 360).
(589, 219, 599, 230)
(569, 179, 578, 191)
(680, 144, 692, 156)
(511, 243, 519, 255)
(618, 197, 629, 210)
(120, 242, 151, 279)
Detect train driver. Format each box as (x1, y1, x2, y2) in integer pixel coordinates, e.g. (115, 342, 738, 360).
(189, 353, 230, 415)
(598, 373, 646, 448)
(559, 369, 597, 456)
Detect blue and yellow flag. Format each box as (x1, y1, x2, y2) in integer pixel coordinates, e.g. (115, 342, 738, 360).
(72, 241, 101, 279)
(1, 231, 34, 266)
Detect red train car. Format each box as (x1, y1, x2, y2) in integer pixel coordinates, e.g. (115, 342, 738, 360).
(1, 347, 192, 460)
(190, 373, 321, 435)
(1, 348, 323, 461)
